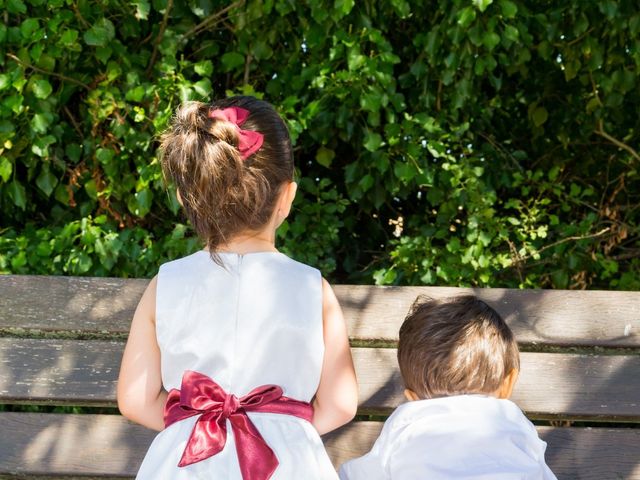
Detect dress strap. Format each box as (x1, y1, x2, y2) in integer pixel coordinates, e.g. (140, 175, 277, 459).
(164, 370, 314, 480)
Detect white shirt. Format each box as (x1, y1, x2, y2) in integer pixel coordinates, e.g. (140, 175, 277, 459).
(339, 395, 557, 480)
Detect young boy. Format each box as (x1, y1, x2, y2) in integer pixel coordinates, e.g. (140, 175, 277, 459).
(339, 295, 557, 480)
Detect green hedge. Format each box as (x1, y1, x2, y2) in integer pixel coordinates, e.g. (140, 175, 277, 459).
(1, 0, 638, 289)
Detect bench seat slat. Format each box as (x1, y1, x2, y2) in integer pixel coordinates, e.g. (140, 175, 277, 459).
(0, 413, 638, 479)
(1, 339, 639, 419)
(1, 276, 639, 347)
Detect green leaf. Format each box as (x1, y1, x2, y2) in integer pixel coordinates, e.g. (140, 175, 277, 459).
(7, 180, 27, 209)
(604, 92, 624, 108)
(598, 0, 617, 19)
(20, 18, 40, 39)
(84, 178, 98, 200)
(482, 32, 501, 51)
(4, 94, 24, 114)
(125, 85, 145, 102)
(83, 18, 116, 47)
(373, 268, 397, 285)
(363, 132, 383, 152)
(31, 78, 53, 99)
(472, 0, 493, 12)
(133, 0, 151, 20)
(347, 48, 366, 71)
(73, 252, 93, 274)
(0, 156, 12, 183)
(66, 143, 82, 163)
(0, 74, 11, 91)
(360, 92, 382, 113)
(133, 188, 153, 217)
(194, 60, 213, 76)
(391, 0, 411, 17)
(532, 106, 548, 127)
(0, 121, 14, 136)
(251, 40, 273, 60)
(394, 162, 415, 183)
(498, 0, 517, 18)
(60, 29, 79, 45)
(36, 167, 58, 196)
(95, 46, 112, 64)
(7, 0, 27, 14)
(503, 25, 519, 42)
(96, 147, 115, 164)
(106, 60, 121, 82)
(31, 112, 52, 133)
(32, 135, 56, 157)
(457, 7, 476, 28)
(179, 84, 193, 103)
(316, 147, 335, 168)
(334, 0, 355, 15)
(564, 60, 581, 82)
(193, 79, 212, 97)
(221, 52, 245, 72)
(36, 53, 55, 72)
(359, 173, 375, 192)
(548, 166, 560, 181)
(11, 251, 27, 270)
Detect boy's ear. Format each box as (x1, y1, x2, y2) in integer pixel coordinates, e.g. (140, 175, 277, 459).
(404, 389, 420, 402)
(497, 368, 519, 399)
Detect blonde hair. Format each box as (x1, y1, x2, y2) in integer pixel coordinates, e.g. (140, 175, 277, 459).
(159, 96, 294, 252)
(397, 295, 520, 399)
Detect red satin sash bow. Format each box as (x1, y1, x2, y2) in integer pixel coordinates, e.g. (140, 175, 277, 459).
(164, 370, 314, 480)
(208, 106, 264, 160)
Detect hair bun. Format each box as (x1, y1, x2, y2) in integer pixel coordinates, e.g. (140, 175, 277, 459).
(172, 101, 240, 149)
(207, 111, 240, 148)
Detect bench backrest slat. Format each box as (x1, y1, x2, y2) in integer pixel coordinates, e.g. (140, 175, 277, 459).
(1, 276, 639, 347)
(2, 338, 639, 419)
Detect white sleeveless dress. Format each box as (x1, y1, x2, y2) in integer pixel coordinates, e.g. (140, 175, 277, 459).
(136, 251, 338, 479)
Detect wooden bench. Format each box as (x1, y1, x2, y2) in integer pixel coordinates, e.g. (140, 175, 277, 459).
(1, 275, 639, 479)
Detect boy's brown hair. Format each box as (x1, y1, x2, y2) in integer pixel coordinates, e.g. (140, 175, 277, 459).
(397, 295, 520, 399)
(159, 96, 294, 252)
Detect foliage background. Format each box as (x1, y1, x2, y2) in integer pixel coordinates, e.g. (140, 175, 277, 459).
(0, 0, 638, 289)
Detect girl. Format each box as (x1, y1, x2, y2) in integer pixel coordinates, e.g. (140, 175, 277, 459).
(117, 96, 358, 479)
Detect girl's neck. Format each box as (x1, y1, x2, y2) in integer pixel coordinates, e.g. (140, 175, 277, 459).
(211, 230, 278, 255)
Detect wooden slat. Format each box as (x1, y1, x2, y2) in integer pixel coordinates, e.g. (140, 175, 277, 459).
(336, 285, 640, 347)
(0, 412, 154, 477)
(2, 339, 639, 419)
(1, 413, 638, 479)
(1, 276, 639, 347)
(353, 348, 640, 419)
(0, 275, 148, 335)
(0, 338, 122, 407)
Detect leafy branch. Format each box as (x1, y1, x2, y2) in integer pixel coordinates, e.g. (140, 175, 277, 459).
(6, 53, 90, 91)
(515, 227, 612, 263)
(146, 0, 174, 76)
(594, 120, 640, 163)
(182, 0, 244, 40)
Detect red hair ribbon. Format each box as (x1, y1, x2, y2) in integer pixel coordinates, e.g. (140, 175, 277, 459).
(208, 106, 264, 160)
(164, 370, 314, 480)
